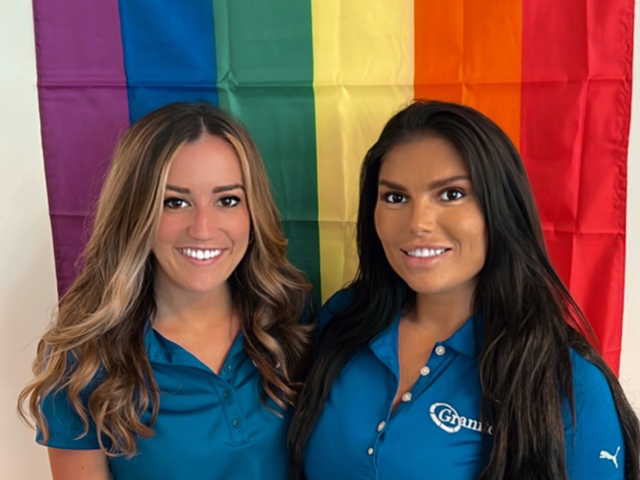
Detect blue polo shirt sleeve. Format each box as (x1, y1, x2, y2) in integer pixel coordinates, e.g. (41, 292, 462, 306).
(36, 386, 101, 449)
(564, 350, 625, 479)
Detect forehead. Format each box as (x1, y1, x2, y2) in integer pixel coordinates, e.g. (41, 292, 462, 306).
(167, 134, 243, 184)
(380, 136, 469, 182)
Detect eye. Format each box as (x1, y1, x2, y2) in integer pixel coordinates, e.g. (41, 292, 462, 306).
(217, 195, 241, 208)
(438, 188, 465, 202)
(381, 192, 408, 204)
(163, 197, 190, 209)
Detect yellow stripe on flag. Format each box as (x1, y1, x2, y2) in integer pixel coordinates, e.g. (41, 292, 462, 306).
(312, 0, 415, 301)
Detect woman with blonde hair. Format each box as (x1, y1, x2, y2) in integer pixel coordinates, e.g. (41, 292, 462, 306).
(19, 102, 312, 479)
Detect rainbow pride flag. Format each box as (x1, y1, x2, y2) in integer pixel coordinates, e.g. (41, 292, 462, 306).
(33, 0, 633, 373)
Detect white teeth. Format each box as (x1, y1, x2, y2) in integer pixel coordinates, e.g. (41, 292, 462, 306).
(180, 248, 222, 260)
(406, 248, 447, 258)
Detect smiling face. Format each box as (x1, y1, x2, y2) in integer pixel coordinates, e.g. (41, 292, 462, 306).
(374, 135, 487, 302)
(152, 133, 250, 301)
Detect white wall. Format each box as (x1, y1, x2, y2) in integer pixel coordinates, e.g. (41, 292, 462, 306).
(1, 3, 640, 479)
(0, 0, 58, 478)
(620, 13, 640, 410)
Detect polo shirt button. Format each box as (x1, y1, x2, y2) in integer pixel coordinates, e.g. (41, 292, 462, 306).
(223, 389, 233, 400)
(435, 345, 446, 356)
(377, 421, 386, 432)
(232, 418, 242, 428)
(401, 392, 412, 402)
(223, 363, 232, 372)
(420, 366, 431, 376)
(367, 447, 374, 455)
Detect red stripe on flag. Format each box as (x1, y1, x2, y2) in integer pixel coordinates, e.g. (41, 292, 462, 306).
(521, 0, 633, 373)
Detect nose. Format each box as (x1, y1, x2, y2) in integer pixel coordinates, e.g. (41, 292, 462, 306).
(409, 198, 436, 235)
(188, 205, 216, 240)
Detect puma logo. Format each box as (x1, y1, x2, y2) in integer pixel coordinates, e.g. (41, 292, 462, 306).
(599, 446, 621, 469)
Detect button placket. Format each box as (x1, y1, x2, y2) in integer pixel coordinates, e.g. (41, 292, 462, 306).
(371, 409, 391, 464)
(209, 369, 249, 444)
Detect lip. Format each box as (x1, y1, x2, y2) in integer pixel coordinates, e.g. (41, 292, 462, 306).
(400, 245, 451, 268)
(176, 247, 227, 266)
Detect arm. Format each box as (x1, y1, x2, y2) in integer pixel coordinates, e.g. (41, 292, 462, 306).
(48, 448, 110, 480)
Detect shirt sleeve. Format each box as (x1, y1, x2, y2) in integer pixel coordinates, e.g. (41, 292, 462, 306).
(564, 350, 625, 480)
(36, 387, 101, 450)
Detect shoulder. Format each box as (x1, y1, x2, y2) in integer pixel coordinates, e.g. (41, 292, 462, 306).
(568, 350, 618, 416)
(37, 356, 106, 450)
(316, 289, 356, 333)
(564, 350, 625, 479)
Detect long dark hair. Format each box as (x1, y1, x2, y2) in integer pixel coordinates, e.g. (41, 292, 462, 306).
(289, 100, 639, 479)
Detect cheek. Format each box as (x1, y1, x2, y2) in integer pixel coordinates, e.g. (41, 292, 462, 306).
(233, 207, 251, 243)
(458, 210, 487, 261)
(154, 215, 180, 245)
(374, 205, 393, 245)
(374, 211, 391, 258)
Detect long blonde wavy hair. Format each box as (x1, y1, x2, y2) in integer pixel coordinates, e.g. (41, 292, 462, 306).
(18, 103, 312, 456)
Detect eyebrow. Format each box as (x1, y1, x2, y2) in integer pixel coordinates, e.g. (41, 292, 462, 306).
(166, 184, 245, 194)
(378, 175, 471, 191)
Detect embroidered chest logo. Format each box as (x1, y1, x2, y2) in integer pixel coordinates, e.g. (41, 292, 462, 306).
(599, 447, 620, 468)
(429, 402, 493, 435)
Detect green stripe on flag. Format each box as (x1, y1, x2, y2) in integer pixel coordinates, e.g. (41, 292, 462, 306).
(213, 0, 321, 300)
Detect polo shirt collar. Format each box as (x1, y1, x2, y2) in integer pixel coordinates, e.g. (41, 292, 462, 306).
(144, 320, 246, 367)
(368, 311, 483, 373)
(369, 312, 401, 376)
(442, 314, 482, 359)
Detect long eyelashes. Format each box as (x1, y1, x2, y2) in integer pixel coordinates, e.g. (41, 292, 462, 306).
(381, 191, 408, 204)
(379, 188, 466, 204)
(163, 195, 242, 210)
(217, 195, 241, 207)
(437, 188, 465, 202)
(163, 197, 189, 209)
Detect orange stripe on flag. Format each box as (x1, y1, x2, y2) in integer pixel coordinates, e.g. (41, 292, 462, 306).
(414, 0, 464, 103)
(462, 0, 522, 148)
(414, 0, 522, 149)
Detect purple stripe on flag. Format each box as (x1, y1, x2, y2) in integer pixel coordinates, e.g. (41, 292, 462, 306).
(33, 0, 130, 295)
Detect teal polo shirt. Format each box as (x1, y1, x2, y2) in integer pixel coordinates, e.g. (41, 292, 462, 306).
(304, 290, 626, 480)
(38, 325, 291, 479)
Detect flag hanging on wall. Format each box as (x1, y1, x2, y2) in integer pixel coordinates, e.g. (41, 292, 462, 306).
(33, 0, 633, 373)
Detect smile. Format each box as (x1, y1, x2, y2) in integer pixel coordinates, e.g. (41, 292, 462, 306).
(403, 248, 449, 258)
(178, 247, 223, 261)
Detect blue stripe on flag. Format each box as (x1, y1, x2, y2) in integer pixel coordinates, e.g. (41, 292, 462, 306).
(118, 0, 218, 123)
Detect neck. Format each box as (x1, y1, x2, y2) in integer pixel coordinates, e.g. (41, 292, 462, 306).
(408, 286, 476, 340)
(153, 278, 235, 331)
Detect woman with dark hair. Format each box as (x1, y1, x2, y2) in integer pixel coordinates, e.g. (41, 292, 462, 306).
(19, 102, 312, 479)
(289, 100, 639, 479)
